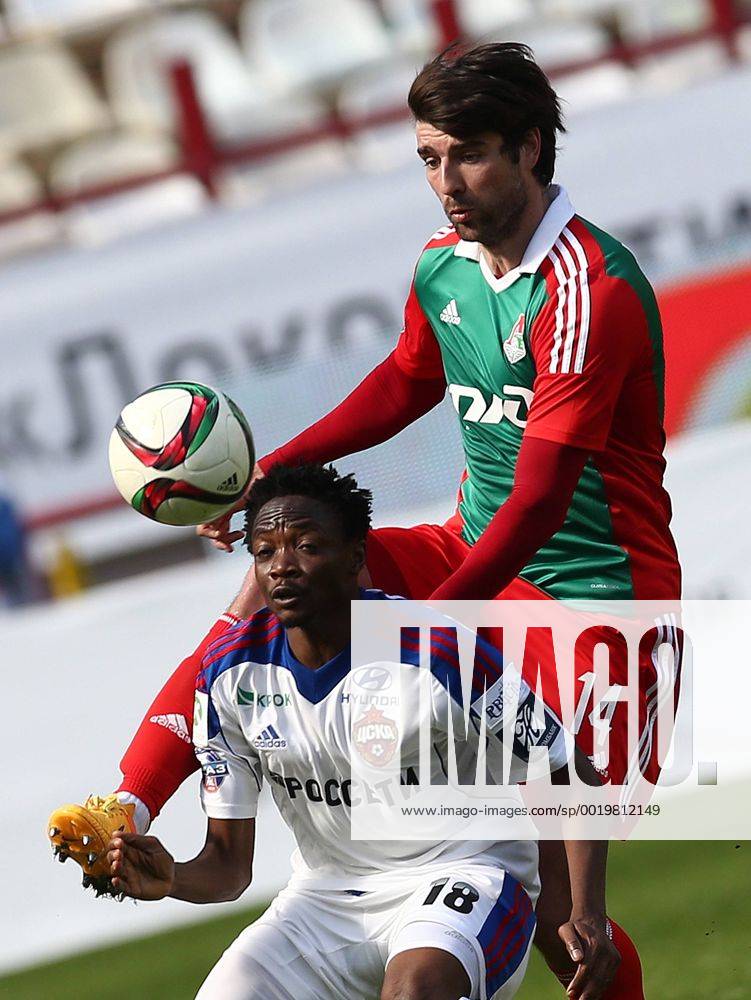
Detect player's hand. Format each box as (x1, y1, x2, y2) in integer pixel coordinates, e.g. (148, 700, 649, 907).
(558, 913, 620, 999)
(107, 832, 175, 901)
(196, 462, 265, 552)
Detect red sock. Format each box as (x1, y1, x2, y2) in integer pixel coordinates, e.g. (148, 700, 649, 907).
(116, 614, 240, 820)
(603, 919, 645, 1000)
(547, 918, 644, 998)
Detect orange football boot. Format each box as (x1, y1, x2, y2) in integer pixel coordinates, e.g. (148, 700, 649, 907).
(47, 794, 136, 896)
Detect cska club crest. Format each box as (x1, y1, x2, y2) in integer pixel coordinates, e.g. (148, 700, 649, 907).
(503, 313, 527, 364)
(353, 706, 398, 767)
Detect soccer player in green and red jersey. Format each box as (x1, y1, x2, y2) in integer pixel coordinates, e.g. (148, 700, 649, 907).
(52, 44, 680, 1000)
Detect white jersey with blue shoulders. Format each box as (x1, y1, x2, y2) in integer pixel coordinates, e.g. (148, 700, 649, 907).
(192, 589, 568, 894)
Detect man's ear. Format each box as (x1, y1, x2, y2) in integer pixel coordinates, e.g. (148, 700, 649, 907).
(350, 540, 367, 577)
(521, 127, 542, 172)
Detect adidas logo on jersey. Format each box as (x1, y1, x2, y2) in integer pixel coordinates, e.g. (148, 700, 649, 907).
(440, 299, 461, 325)
(253, 724, 287, 750)
(149, 713, 191, 744)
(217, 472, 239, 493)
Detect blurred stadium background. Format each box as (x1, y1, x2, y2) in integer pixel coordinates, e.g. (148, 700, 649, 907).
(1, 0, 750, 995)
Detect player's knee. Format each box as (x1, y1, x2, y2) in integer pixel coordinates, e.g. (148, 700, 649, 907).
(381, 952, 470, 1000)
(380, 973, 441, 1000)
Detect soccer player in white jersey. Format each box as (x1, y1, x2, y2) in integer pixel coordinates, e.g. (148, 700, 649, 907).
(104, 464, 613, 1000)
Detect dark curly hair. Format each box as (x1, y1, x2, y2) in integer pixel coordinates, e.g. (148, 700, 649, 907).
(243, 464, 373, 550)
(408, 42, 565, 186)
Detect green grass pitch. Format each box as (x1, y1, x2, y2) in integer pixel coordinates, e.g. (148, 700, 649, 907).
(3, 841, 749, 999)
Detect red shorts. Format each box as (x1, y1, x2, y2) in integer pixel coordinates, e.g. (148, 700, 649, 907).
(365, 514, 546, 601)
(365, 519, 681, 787)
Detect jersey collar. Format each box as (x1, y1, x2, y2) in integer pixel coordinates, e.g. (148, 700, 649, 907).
(453, 185, 575, 293)
(280, 633, 351, 704)
(278, 588, 389, 703)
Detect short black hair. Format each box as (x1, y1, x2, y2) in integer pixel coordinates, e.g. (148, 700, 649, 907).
(408, 42, 565, 186)
(243, 464, 373, 550)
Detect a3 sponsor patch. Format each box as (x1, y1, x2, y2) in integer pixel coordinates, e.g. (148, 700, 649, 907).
(198, 749, 229, 793)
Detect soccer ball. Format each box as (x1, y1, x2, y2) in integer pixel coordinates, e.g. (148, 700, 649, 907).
(109, 381, 255, 526)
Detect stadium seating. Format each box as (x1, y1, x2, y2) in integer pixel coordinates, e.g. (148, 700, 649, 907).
(617, 0, 713, 42)
(337, 55, 422, 169)
(454, 0, 536, 36)
(50, 132, 207, 245)
(0, 159, 40, 213)
(239, 0, 396, 95)
(540, 0, 626, 14)
(0, 159, 59, 257)
(226, 139, 350, 204)
(57, 176, 207, 245)
(48, 130, 181, 195)
(378, 0, 441, 56)
(0, 0, 743, 261)
(104, 11, 329, 144)
(0, 39, 109, 153)
(636, 39, 730, 92)
(508, 18, 611, 67)
(738, 23, 751, 61)
(3, 0, 146, 34)
(554, 61, 635, 113)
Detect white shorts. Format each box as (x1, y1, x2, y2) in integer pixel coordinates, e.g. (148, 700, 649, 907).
(196, 864, 535, 1000)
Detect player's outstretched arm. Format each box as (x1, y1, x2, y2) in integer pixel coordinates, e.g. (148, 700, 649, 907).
(108, 818, 255, 904)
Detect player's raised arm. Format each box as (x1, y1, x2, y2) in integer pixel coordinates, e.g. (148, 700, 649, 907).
(108, 818, 255, 904)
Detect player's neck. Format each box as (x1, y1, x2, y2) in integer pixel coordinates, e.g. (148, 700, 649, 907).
(480, 184, 552, 278)
(286, 605, 352, 669)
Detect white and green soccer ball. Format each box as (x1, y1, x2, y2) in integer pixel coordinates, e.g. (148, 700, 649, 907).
(108, 381, 255, 526)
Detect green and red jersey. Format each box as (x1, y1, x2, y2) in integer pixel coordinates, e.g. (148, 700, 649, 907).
(394, 187, 680, 600)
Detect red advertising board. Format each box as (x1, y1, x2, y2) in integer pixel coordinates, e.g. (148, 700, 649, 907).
(659, 263, 751, 436)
